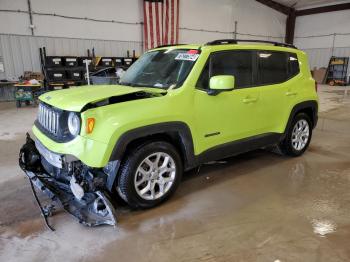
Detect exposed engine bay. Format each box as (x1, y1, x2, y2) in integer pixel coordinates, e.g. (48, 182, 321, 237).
(19, 134, 117, 229)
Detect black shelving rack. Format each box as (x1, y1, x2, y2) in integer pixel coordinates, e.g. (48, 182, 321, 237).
(39, 47, 87, 90)
(323, 56, 349, 86)
(39, 47, 138, 90)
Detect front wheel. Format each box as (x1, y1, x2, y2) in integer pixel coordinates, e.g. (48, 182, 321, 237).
(278, 113, 312, 157)
(117, 141, 183, 209)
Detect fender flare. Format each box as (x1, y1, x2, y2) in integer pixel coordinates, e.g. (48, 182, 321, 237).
(109, 121, 196, 169)
(284, 100, 318, 134)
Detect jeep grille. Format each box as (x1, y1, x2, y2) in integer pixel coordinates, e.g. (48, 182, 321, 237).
(38, 103, 59, 135)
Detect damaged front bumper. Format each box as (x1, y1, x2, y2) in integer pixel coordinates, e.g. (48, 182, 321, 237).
(19, 134, 117, 227)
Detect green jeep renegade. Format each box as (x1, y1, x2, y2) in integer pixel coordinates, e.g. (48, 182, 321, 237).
(20, 39, 318, 226)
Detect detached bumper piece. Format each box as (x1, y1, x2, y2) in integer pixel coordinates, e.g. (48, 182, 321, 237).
(19, 134, 117, 228)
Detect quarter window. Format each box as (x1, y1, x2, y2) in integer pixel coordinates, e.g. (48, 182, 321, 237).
(287, 53, 300, 78)
(196, 51, 254, 89)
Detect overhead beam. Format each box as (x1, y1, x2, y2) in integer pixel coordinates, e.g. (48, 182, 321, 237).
(296, 3, 350, 16)
(255, 0, 292, 15)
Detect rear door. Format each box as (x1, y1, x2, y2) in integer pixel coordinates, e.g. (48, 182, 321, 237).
(256, 51, 300, 134)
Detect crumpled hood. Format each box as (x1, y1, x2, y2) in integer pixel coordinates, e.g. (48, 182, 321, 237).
(39, 85, 164, 112)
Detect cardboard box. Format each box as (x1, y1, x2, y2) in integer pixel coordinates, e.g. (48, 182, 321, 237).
(23, 71, 44, 81)
(312, 67, 327, 84)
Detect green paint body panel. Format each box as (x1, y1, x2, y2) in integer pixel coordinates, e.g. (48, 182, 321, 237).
(35, 44, 318, 168)
(209, 75, 235, 90)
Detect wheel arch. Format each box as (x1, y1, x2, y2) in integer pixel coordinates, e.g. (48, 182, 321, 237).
(109, 122, 196, 171)
(285, 100, 318, 134)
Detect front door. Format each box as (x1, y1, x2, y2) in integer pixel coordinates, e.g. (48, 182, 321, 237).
(193, 50, 262, 155)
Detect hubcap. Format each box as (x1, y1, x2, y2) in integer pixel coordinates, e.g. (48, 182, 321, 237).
(134, 152, 176, 200)
(291, 119, 310, 151)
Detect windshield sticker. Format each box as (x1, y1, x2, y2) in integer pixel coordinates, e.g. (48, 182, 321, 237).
(175, 53, 199, 61)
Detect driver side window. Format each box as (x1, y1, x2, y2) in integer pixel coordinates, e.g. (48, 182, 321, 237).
(196, 50, 254, 90)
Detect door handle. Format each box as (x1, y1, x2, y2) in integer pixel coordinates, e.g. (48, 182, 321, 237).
(286, 91, 297, 96)
(243, 97, 258, 104)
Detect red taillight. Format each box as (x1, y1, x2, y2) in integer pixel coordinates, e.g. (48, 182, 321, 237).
(315, 81, 318, 92)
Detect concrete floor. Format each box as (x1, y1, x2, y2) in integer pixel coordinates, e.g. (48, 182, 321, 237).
(0, 85, 350, 262)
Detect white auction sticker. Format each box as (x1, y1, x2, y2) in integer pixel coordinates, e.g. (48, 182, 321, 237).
(175, 53, 199, 61)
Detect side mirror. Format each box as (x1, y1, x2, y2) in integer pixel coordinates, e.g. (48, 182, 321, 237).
(208, 75, 235, 96)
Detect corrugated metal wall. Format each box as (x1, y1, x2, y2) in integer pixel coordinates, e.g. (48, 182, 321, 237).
(0, 34, 142, 80)
(0, 33, 285, 81)
(303, 47, 350, 69)
(1, 33, 349, 81)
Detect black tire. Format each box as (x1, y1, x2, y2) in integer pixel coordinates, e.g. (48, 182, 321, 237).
(278, 113, 312, 157)
(117, 141, 183, 209)
(25, 100, 30, 106)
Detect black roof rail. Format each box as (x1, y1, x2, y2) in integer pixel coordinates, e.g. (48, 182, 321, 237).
(205, 39, 297, 49)
(155, 43, 187, 48)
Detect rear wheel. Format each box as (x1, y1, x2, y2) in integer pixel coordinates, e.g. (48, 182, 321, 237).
(278, 113, 312, 156)
(117, 141, 183, 209)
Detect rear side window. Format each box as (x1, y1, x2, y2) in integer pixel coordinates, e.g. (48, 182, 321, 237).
(287, 53, 300, 78)
(257, 51, 300, 85)
(257, 51, 287, 85)
(196, 51, 254, 89)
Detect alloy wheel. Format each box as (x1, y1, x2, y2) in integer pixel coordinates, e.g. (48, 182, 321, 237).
(291, 119, 310, 151)
(134, 152, 176, 200)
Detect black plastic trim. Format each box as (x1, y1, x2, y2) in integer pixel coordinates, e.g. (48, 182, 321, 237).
(205, 132, 220, 137)
(109, 122, 196, 170)
(195, 133, 282, 164)
(284, 100, 318, 134)
(110, 123, 284, 171)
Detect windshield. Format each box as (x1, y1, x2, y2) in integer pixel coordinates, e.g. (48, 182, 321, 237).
(120, 49, 199, 89)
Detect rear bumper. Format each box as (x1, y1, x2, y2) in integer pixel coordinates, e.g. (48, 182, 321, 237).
(19, 134, 117, 227)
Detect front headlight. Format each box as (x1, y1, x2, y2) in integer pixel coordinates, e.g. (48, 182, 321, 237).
(67, 112, 81, 136)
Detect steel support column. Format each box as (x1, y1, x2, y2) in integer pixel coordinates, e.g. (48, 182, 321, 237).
(285, 9, 296, 44)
